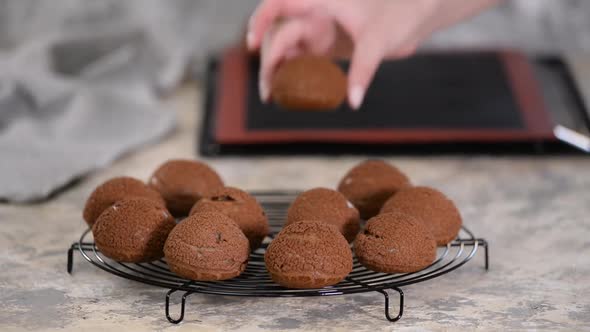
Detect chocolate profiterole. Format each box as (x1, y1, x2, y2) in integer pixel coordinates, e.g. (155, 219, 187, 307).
(164, 212, 250, 281)
(381, 186, 462, 245)
(338, 160, 411, 220)
(189, 187, 269, 250)
(265, 221, 353, 289)
(148, 159, 224, 216)
(83, 176, 165, 227)
(354, 212, 437, 273)
(92, 198, 176, 263)
(271, 55, 347, 111)
(286, 188, 360, 242)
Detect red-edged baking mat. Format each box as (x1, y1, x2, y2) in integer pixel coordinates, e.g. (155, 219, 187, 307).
(199, 47, 585, 156)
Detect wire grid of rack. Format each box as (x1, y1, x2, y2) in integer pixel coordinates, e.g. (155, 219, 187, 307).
(67, 191, 489, 324)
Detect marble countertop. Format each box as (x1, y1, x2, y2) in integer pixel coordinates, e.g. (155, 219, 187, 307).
(1, 84, 589, 331)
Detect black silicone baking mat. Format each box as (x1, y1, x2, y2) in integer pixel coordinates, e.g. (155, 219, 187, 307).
(198, 53, 587, 156)
(246, 54, 524, 130)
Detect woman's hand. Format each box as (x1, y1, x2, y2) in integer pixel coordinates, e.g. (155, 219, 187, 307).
(247, 0, 500, 109)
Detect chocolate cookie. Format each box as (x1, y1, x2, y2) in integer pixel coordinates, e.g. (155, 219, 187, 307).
(189, 187, 269, 250)
(92, 198, 176, 263)
(286, 188, 360, 242)
(83, 176, 165, 227)
(380, 186, 462, 245)
(164, 212, 250, 281)
(271, 55, 347, 111)
(338, 160, 411, 220)
(148, 159, 224, 216)
(354, 212, 437, 273)
(265, 221, 352, 289)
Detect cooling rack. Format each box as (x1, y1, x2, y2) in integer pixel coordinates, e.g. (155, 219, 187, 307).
(67, 191, 489, 324)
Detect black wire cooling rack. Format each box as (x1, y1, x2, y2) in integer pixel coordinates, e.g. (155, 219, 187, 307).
(67, 191, 489, 324)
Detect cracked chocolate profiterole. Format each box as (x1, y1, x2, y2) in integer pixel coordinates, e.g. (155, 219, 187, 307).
(189, 186, 269, 250)
(286, 188, 360, 242)
(148, 159, 224, 216)
(380, 186, 462, 245)
(265, 221, 353, 289)
(338, 160, 411, 220)
(354, 212, 437, 273)
(83, 176, 165, 227)
(92, 197, 176, 263)
(271, 55, 347, 111)
(164, 212, 250, 281)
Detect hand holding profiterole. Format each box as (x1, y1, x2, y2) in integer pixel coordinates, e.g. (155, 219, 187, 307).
(247, 0, 501, 110)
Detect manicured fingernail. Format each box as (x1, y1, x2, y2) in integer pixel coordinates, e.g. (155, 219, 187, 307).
(247, 32, 255, 50)
(349, 85, 364, 110)
(259, 80, 269, 102)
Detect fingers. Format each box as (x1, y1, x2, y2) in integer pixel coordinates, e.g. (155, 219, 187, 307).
(347, 34, 385, 110)
(303, 14, 336, 55)
(259, 19, 307, 101)
(248, 0, 318, 50)
(394, 43, 418, 59)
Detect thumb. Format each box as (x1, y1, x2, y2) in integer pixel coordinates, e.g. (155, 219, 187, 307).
(347, 34, 385, 110)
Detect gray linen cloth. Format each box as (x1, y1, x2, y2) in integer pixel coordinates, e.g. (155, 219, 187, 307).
(0, 31, 176, 202)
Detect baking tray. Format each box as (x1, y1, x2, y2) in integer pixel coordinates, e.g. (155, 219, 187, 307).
(199, 48, 590, 156)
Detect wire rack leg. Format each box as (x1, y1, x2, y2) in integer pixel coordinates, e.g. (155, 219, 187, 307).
(165, 289, 195, 324)
(376, 287, 404, 322)
(482, 240, 490, 271)
(67, 244, 78, 274)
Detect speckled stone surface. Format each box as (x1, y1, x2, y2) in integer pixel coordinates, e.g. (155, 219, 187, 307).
(1, 85, 590, 331)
